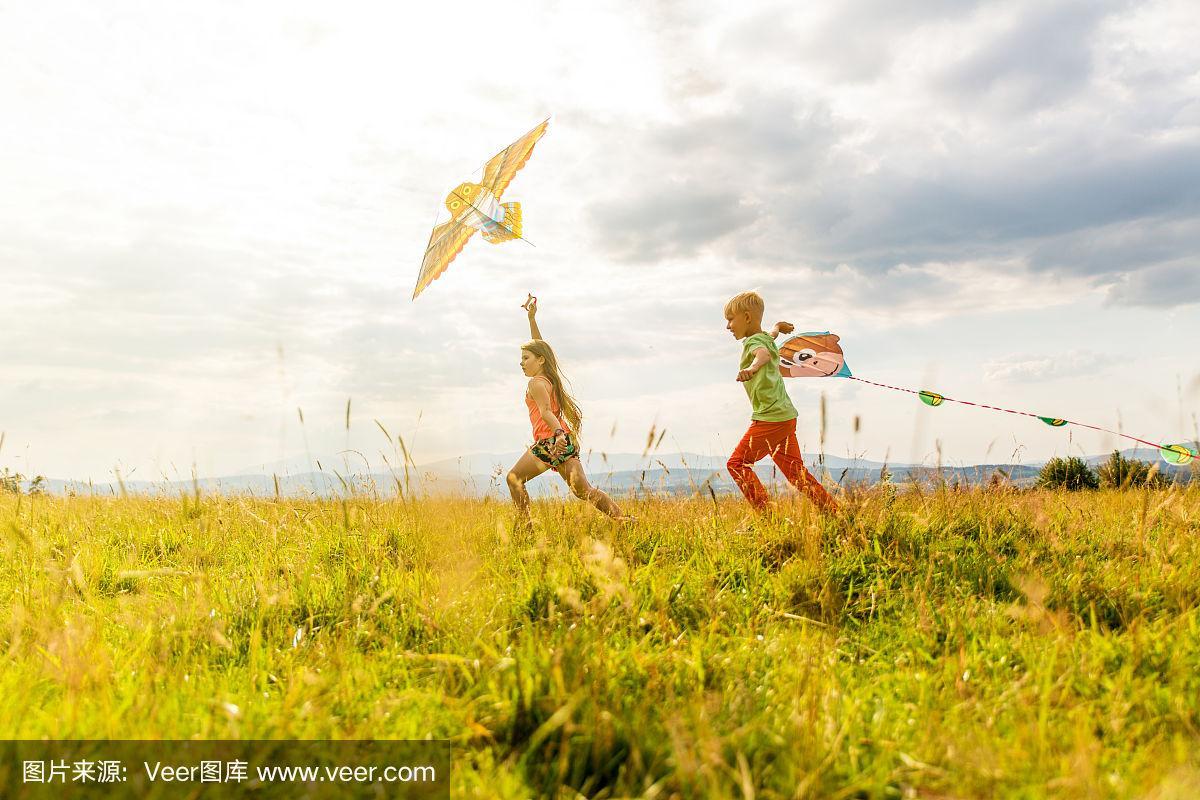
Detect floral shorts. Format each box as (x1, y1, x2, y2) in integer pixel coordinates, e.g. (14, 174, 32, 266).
(531, 432, 579, 468)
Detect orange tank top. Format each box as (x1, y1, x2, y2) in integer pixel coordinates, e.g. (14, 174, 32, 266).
(525, 375, 569, 441)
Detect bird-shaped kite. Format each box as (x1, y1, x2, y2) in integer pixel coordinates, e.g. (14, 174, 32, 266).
(412, 119, 549, 300)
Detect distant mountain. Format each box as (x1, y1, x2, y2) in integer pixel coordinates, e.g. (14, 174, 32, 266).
(237, 449, 894, 480)
(16, 446, 1193, 498)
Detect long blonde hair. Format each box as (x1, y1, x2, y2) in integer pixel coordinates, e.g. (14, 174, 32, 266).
(522, 339, 583, 435)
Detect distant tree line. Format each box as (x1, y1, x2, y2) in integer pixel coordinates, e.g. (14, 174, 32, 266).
(1036, 451, 1175, 490)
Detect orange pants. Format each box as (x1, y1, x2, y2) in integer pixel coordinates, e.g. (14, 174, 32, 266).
(727, 418, 837, 512)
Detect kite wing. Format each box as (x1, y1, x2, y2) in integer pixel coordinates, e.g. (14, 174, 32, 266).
(482, 119, 549, 198)
(413, 218, 478, 299)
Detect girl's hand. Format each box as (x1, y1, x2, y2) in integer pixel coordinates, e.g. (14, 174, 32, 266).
(522, 294, 538, 317)
(774, 321, 794, 334)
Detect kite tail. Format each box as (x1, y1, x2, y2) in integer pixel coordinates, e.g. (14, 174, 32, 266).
(846, 375, 1197, 465)
(483, 202, 522, 243)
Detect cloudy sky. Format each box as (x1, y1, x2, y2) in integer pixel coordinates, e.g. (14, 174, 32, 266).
(2, 0, 1198, 481)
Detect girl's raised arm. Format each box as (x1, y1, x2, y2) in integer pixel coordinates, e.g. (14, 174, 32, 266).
(522, 293, 544, 341)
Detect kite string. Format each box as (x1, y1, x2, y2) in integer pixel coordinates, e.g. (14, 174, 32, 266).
(846, 376, 1166, 451)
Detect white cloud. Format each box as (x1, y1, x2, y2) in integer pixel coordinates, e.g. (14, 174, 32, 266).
(982, 351, 1109, 383)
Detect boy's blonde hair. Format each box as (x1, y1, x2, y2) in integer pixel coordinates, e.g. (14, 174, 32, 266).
(724, 291, 764, 321)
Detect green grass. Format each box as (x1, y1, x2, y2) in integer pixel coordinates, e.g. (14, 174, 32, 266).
(2, 485, 1199, 798)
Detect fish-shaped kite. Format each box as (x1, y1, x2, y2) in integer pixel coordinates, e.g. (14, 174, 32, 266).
(412, 119, 549, 300)
(779, 332, 852, 378)
(776, 330, 1197, 465)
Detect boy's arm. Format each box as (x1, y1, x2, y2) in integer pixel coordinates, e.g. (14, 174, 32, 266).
(768, 321, 795, 340)
(736, 347, 773, 382)
(522, 294, 544, 341)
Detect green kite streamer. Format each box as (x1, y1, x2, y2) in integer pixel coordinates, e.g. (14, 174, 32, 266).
(918, 391, 945, 407)
(1160, 444, 1197, 466)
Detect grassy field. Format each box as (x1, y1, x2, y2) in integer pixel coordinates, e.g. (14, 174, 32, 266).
(2, 484, 1199, 798)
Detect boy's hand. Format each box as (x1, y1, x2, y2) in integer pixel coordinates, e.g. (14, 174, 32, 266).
(736, 367, 757, 382)
(774, 321, 794, 334)
(522, 293, 538, 317)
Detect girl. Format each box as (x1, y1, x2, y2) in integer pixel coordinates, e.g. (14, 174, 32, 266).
(505, 294, 629, 527)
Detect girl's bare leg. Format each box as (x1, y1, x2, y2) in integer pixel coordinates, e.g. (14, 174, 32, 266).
(556, 457, 627, 519)
(506, 449, 550, 529)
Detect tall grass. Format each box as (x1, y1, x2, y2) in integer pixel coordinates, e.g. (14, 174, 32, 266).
(2, 485, 1199, 798)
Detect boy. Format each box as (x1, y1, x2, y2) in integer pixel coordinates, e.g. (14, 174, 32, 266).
(724, 291, 838, 514)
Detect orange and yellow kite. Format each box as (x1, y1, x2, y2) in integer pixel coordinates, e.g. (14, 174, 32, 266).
(412, 119, 549, 300)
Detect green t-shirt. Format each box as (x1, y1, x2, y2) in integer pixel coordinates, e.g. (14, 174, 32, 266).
(740, 332, 798, 422)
